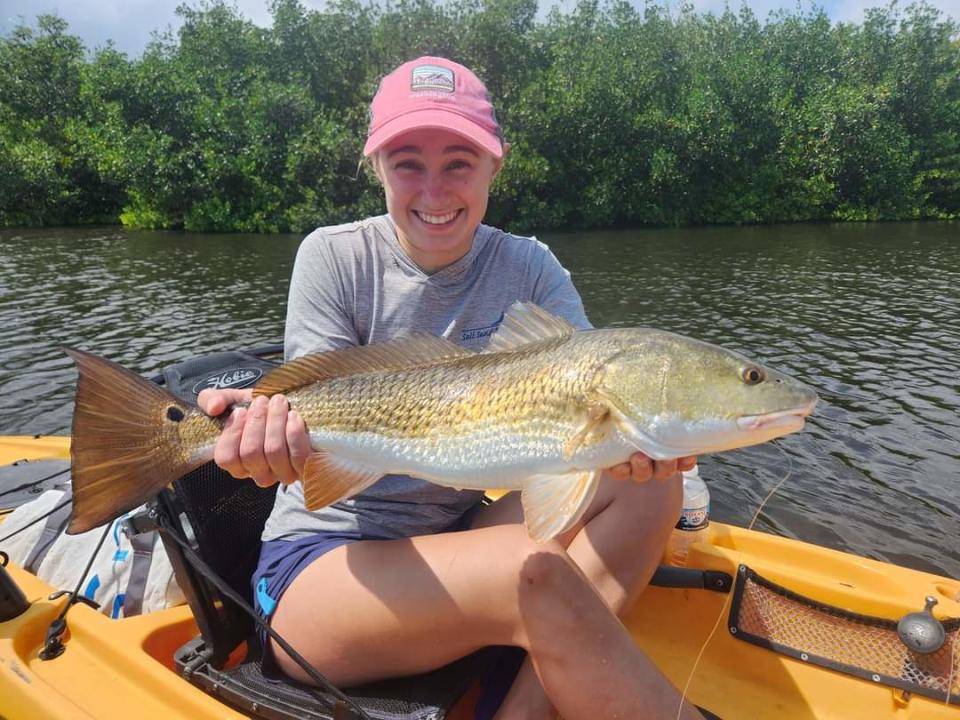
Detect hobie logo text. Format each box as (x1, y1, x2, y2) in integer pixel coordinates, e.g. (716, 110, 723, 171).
(192, 368, 263, 395)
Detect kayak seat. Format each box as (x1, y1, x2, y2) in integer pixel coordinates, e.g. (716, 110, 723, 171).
(146, 347, 496, 720)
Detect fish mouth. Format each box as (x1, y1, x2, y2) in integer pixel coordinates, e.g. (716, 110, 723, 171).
(736, 398, 818, 433)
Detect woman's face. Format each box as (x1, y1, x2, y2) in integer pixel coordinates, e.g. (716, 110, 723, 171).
(374, 128, 503, 274)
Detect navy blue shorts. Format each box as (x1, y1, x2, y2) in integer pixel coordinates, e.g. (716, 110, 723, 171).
(253, 532, 360, 620)
(251, 505, 486, 676)
(252, 531, 362, 677)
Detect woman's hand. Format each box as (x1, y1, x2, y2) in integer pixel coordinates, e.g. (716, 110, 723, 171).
(197, 388, 311, 487)
(606, 453, 696, 483)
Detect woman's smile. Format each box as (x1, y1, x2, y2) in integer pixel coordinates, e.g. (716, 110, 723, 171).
(414, 209, 462, 226)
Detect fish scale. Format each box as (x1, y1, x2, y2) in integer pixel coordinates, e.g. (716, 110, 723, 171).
(290, 348, 603, 487)
(289, 344, 598, 440)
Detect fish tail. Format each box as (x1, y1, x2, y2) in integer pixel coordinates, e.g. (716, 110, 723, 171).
(65, 348, 216, 534)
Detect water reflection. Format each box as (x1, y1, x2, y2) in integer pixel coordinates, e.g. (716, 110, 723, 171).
(1, 222, 957, 578)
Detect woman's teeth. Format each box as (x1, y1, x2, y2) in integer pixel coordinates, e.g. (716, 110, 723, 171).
(416, 210, 458, 225)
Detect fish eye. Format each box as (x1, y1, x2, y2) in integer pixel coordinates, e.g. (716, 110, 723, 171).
(740, 366, 765, 385)
(166, 406, 185, 422)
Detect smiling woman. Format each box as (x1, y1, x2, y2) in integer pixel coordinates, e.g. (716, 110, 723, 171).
(193, 56, 702, 720)
(364, 57, 506, 274)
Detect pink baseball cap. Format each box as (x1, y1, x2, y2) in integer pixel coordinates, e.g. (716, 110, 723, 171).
(363, 56, 504, 158)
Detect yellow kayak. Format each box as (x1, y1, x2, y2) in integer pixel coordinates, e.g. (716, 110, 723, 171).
(1, 434, 958, 719)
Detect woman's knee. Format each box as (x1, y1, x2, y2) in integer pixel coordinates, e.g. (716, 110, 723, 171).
(511, 541, 599, 638)
(516, 540, 576, 592)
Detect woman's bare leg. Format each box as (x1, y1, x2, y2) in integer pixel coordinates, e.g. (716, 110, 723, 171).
(470, 472, 686, 719)
(269, 519, 696, 720)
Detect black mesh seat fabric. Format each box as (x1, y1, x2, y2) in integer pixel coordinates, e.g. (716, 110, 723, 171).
(161, 462, 277, 664)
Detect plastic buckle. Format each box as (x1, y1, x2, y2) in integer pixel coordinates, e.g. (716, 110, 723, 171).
(121, 505, 160, 537)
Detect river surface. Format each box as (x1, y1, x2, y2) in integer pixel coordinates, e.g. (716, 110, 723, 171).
(1, 222, 958, 578)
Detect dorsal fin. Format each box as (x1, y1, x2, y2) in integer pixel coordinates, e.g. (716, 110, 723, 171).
(253, 333, 471, 397)
(484, 302, 577, 354)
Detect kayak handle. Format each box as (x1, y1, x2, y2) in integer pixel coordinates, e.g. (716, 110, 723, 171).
(650, 565, 733, 593)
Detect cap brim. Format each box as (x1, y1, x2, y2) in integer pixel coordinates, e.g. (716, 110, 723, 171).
(363, 109, 503, 158)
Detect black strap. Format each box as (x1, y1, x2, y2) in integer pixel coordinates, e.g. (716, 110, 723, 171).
(650, 565, 733, 593)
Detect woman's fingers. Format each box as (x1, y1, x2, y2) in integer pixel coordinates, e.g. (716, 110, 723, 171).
(628, 453, 655, 482)
(239, 395, 277, 486)
(197, 387, 253, 417)
(210, 393, 304, 486)
(263, 395, 298, 485)
(610, 453, 698, 483)
(650, 457, 678, 482)
(214, 406, 250, 479)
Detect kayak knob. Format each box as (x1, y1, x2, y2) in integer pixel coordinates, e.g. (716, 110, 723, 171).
(897, 595, 946, 654)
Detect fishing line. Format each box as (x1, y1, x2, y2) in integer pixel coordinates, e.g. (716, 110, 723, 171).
(39, 522, 112, 660)
(675, 443, 795, 720)
(57, 522, 111, 617)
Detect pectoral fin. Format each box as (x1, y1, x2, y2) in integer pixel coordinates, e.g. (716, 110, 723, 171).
(561, 404, 611, 461)
(520, 470, 601, 543)
(301, 451, 383, 510)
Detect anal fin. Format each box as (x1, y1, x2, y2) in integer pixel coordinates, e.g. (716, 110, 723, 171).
(520, 470, 601, 543)
(301, 451, 383, 510)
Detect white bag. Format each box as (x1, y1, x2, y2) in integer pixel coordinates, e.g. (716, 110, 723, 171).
(1, 488, 184, 617)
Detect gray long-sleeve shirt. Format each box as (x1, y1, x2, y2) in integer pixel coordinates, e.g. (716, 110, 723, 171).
(262, 214, 590, 542)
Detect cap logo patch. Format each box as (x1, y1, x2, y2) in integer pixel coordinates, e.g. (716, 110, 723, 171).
(411, 64, 455, 93)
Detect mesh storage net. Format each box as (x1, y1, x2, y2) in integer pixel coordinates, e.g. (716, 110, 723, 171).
(729, 566, 959, 704)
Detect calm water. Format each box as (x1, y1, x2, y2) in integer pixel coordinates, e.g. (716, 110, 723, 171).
(1, 222, 958, 578)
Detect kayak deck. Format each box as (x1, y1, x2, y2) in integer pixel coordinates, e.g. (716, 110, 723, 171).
(2, 435, 959, 719)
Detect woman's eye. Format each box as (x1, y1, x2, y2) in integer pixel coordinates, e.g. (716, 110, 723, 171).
(394, 160, 422, 171)
(447, 160, 472, 171)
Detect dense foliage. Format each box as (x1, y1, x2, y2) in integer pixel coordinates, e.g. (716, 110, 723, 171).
(1, 0, 957, 231)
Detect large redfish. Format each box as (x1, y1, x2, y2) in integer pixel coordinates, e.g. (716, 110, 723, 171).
(65, 303, 817, 540)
